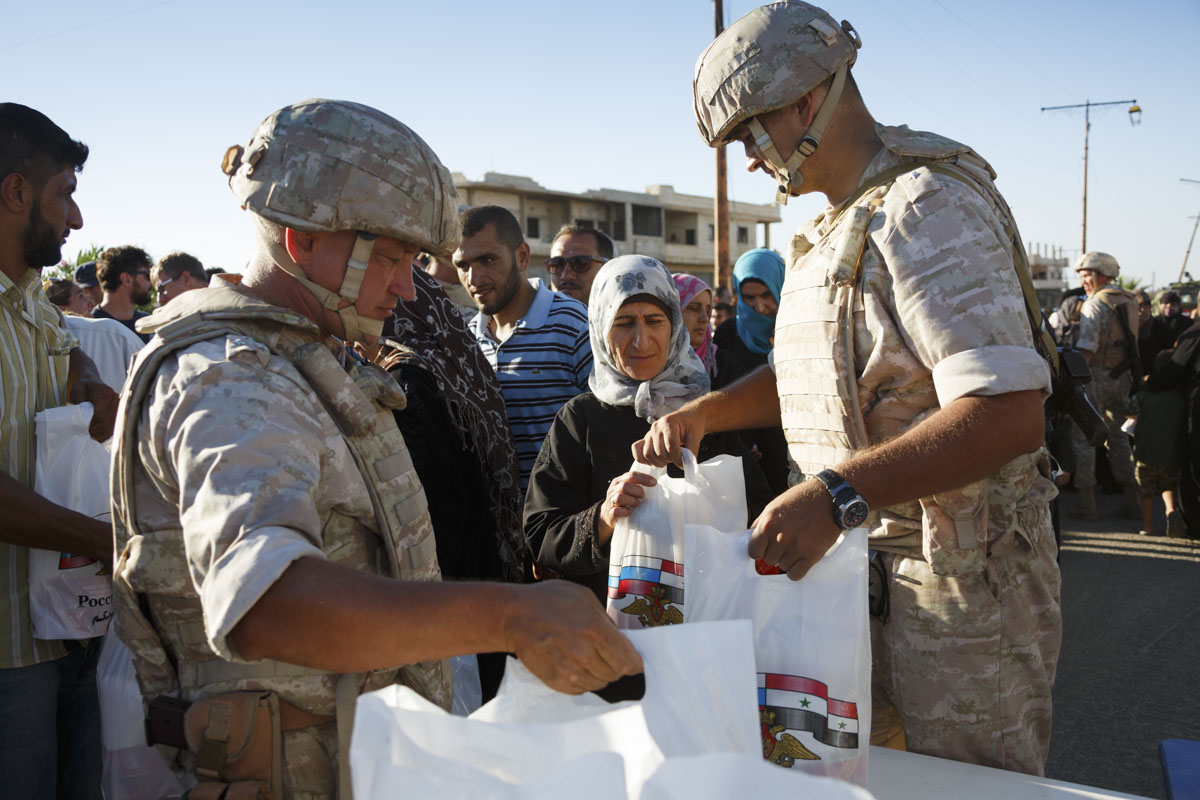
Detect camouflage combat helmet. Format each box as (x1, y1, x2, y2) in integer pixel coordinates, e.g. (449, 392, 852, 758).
(1072, 252, 1120, 279)
(694, 1, 862, 204)
(221, 98, 460, 341)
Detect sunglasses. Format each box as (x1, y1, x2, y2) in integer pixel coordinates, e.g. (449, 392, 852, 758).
(545, 255, 607, 275)
(156, 275, 176, 294)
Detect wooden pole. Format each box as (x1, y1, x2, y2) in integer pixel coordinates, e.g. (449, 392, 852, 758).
(713, 0, 730, 289)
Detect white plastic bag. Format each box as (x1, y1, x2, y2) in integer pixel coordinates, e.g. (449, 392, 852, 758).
(606, 450, 745, 629)
(30, 403, 113, 640)
(96, 630, 185, 800)
(688, 524, 872, 787)
(350, 620, 761, 800)
(449, 654, 483, 716)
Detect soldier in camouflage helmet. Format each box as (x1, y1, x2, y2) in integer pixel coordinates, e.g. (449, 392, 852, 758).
(1070, 251, 1140, 521)
(110, 99, 640, 798)
(638, 2, 1061, 775)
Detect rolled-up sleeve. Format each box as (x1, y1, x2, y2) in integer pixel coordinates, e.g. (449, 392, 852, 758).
(879, 177, 1052, 406)
(160, 344, 331, 660)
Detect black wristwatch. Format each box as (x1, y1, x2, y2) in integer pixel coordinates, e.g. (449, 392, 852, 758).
(814, 469, 870, 530)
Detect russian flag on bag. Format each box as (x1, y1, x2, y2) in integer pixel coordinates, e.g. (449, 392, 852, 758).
(607, 555, 685, 627)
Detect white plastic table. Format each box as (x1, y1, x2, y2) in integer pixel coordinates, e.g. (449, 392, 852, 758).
(867, 747, 1151, 800)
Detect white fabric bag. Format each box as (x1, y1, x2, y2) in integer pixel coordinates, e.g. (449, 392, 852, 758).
(29, 402, 113, 640)
(350, 620, 761, 800)
(688, 524, 873, 787)
(605, 450, 745, 629)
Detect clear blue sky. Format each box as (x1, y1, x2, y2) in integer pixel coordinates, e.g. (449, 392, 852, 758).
(10, 0, 1200, 290)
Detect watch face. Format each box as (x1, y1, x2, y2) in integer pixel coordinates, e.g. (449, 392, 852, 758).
(841, 499, 869, 529)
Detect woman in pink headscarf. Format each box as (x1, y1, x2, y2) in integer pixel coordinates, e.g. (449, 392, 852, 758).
(672, 271, 789, 497)
(672, 272, 718, 379)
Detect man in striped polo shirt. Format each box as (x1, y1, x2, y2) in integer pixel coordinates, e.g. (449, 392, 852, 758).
(0, 103, 119, 799)
(454, 206, 592, 491)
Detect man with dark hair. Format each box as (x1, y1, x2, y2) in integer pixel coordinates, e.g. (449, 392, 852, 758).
(0, 102, 117, 800)
(151, 250, 207, 306)
(455, 206, 592, 489)
(546, 224, 612, 306)
(94, 244, 153, 341)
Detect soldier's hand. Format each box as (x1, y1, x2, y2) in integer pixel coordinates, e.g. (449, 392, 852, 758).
(633, 409, 706, 468)
(747, 480, 841, 581)
(69, 378, 119, 442)
(597, 470, 658, 542)
(505, 582, 642, 694)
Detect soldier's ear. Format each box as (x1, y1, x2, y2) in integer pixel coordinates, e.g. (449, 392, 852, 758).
(285, 228, 316, 266)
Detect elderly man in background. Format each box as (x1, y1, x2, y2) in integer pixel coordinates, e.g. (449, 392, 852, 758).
(546, 224, 612, 306)
(151, 250, 207, 306)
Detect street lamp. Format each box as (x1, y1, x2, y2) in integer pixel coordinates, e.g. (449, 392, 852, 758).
(1040, 98, 1141, 253)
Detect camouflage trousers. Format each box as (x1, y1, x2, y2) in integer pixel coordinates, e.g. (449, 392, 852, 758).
(281, 723, 339, 800)
(872, 503, 1062, 775)
(1071, 372, 1134, 489)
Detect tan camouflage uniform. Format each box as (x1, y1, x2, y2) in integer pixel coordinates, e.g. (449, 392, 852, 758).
(1071, 288, 1137, 490)
(110, 282, 451, 799)
(774, 124, 1062, 775)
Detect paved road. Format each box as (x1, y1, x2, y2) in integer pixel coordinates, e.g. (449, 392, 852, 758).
(1044, 489, 1200, 798)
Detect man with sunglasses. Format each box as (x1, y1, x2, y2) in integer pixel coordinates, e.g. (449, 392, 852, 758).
(93, 244, 153, 342)
(151, 250, 207, 306)
(546, 224, 612, 306)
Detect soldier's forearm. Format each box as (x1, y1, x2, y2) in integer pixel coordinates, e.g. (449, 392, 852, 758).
(836, 389, 1045, 512)
(698, 364, 782, 433)
(229, 557, 520, 671)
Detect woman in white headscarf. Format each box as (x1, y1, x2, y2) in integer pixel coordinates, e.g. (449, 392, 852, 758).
(524, 256, 771, 602)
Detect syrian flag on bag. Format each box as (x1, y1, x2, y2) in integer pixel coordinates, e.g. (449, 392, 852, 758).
(607, 555, 684, 627)
(758, 673, 860, 766)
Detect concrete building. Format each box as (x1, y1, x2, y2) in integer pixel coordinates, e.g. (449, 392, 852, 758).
(451, 171, 782, 286)
(1027, 242, 1072, 312)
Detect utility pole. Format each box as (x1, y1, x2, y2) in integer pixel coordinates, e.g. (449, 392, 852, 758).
(1180, 178, 1200, 282)
(1041, 98, 1140, 253)
(713, 0, 730, 290)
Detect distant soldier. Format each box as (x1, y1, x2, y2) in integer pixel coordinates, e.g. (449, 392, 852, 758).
(110, 100, 640, 798)
(636, 1, 1061, 775)
(1071, 251, 1140, 519)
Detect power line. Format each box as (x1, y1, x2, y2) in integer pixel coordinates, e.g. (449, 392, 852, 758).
(0, 0, 180, 53)
(867, 0, 1043, 130)
(931, 1, 1079, 99)
(1040, 99, 1141, 253)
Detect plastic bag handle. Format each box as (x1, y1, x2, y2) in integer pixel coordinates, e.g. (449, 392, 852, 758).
(680, 448, 699, 479)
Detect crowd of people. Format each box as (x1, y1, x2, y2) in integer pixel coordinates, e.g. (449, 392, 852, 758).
(3, 2, 1192, 798)
(1049, 258, 1200, 538)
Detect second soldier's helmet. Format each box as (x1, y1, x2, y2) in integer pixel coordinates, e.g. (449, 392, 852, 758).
(693, 1, 861, 204)
(221, 99, 460, 341)
(1072, 252, 1120, 279)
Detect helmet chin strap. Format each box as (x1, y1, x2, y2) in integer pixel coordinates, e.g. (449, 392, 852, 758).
(267, 228, 385, 342)
(747, 65, 849, 205)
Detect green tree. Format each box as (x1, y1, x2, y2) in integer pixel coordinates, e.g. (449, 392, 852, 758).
(40, 243, 105, 283)
(1116, 275, 1147, 293)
